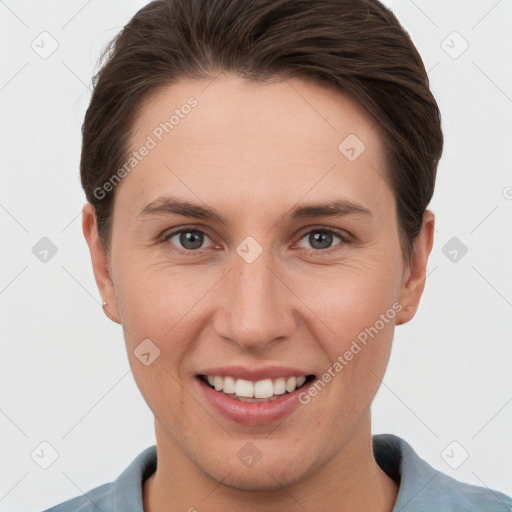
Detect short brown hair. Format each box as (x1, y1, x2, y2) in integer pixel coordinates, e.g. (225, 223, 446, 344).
(80, 0, 443, 261)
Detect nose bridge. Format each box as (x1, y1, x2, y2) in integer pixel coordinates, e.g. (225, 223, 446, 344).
(214, 242, 294, 349)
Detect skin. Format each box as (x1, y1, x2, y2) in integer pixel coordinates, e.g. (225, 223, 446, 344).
(83, 74, 434, 512)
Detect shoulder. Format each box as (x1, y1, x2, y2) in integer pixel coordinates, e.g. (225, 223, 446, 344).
(427, 467, 512, 512)
(40, 445, 157, 512)
(373, 433, 512, 512)
(41, 482, 113, 512)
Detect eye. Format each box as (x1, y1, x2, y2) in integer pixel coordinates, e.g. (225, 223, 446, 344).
(162, 226, 350, 256)
(296, 228, 348, 254)
(163, 228, 215, 255)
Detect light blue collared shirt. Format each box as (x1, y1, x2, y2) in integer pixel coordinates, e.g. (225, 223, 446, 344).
(43, 434, 512, 511)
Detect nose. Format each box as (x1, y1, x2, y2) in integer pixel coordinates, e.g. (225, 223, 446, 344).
(212, 245, 297, 351)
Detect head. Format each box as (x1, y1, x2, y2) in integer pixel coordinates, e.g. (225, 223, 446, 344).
(82, 0, 442, 492)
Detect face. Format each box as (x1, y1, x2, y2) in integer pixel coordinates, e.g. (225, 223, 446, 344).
(84, 74, 432, 491)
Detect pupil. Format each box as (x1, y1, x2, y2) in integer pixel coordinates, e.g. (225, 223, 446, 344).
(178, 231, 332, 251)
(311, 231, 332, 250)
(180, 231, 203, 250)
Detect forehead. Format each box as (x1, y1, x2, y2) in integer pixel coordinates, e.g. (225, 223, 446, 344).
(117, 74, 391, 219)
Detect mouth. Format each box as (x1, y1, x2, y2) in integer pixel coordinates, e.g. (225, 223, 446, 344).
(197, 374, 316, 402)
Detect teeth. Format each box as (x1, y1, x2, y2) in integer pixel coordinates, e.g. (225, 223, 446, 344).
(273, 377, 286, 395)
(254, 379, 274, 398)
(285, 377, 297, 392)
(235, 378, 254, 398)
(223, 376, 236, 394)
(214, 376, 223, 391)
(203, 374, 310, 398)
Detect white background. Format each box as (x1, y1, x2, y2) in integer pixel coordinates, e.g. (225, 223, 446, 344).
(1, 1, 511, 511)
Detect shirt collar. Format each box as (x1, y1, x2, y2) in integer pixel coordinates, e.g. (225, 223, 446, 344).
(373, 433, 439, 512)
(109, 434, 511, 512)
(112, 445, 157, 512)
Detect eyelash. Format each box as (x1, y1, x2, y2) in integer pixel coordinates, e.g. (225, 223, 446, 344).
(161, 226, 352, 257)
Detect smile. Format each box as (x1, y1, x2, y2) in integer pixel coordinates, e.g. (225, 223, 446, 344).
(199, 374, 315, 401)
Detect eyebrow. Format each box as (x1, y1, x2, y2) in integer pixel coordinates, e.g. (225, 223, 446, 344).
(137, 196, 372, 223)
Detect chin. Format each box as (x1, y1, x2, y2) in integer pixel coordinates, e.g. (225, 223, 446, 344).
(196, 445, 317, 492)
(215, 463, 308, 492)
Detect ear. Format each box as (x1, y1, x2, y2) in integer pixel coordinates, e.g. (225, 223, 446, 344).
(82, 202, 120, 324)
(395, 210, 435, 325)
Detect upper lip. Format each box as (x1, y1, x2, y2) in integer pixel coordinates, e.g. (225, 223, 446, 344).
(197, 365, 313, 381)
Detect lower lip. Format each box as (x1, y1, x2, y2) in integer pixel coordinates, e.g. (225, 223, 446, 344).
(197, 377, 314, 426)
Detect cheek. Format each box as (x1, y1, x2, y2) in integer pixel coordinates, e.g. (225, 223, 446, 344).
(297, 256, 402, 346)
(112, 251, 214, 337)
(301, 296, 397, 430)
(112, 261, 222, 414)
(293, 252, 402, 404)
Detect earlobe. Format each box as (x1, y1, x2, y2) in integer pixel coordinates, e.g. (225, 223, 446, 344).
(82, 203, 121, 324)
(395, 210, 435, 326)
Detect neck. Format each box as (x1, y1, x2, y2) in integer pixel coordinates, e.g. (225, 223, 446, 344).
(144, 414, 398, 512)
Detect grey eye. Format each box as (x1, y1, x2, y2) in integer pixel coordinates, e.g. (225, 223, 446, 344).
(167, 230, 210, 251)
(298, 230, 343, 251)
